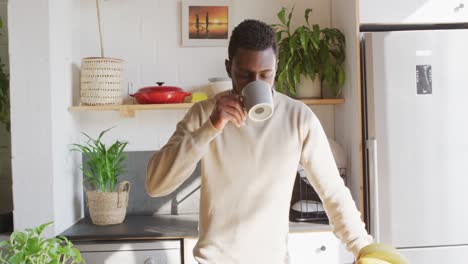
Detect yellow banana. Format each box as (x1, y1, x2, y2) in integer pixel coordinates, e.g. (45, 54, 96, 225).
(357, 243, 409, 264)
(361, 251, 408, 264)
(356, 257, 392, 264)
(358, 243, 400, 258)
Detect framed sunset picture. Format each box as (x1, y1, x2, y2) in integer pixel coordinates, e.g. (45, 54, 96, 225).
(182, 0, 233, 47)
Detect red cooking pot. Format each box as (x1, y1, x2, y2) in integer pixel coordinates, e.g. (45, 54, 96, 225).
(130, 82, 191, 104)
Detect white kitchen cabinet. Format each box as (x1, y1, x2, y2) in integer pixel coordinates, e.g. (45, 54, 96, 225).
(360, 0, 468, 24)
(75, 240, 181, 264)
(183, 233, 355, 264)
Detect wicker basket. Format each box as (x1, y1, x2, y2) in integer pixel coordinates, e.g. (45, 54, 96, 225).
(80, 57, 124, 105)
(85, 181, 130, 225)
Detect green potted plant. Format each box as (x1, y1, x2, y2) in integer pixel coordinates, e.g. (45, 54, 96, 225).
(0, 222, 84, 263)
(71, 127, 130, 225)
(272, 7, 346, 98)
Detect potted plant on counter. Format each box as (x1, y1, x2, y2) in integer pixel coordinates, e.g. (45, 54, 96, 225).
(71, 127, 130, 225)
(0, 222, 84, 263)
(272, 7, 346, 98)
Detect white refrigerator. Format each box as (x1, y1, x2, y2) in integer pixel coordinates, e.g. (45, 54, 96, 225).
(361, 25, 468, 263)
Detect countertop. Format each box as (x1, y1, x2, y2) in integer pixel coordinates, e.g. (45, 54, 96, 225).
(60, 214, 332, 242)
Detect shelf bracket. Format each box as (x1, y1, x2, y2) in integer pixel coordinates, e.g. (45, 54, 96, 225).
(119, 106, 136, 118)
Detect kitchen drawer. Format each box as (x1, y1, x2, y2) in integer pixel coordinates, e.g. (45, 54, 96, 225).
(288, 232, 342, 264)
(75, 240, 181, 264)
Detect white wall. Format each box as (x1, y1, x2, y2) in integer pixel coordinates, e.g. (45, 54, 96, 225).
(359, 0, 468, 24)
(49, 0, 83, 235)
(332, 0, 363, 210)
(77, 0, 336, 152)
(80, 0, 331, 92)
(9, 0, 82, 235)
(9, 0, 56, 235)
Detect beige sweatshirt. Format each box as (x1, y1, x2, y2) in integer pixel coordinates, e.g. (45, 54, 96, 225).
(146, 90, 373, 264)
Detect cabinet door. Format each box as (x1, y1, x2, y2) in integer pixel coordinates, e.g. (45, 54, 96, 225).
(288, 232, 342, 264)
(81, 249, 181, 264)
(360, 0, 468, 24)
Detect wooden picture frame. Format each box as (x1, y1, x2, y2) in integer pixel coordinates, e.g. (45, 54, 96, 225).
(182, 0, 233, 47)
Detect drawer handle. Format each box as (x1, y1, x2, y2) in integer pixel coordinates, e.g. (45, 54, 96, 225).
(320, 245, 327, 251)
(144, 257, 156, 264)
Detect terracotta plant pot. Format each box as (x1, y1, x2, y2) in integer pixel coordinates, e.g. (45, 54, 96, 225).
(85, 181, 130, 225)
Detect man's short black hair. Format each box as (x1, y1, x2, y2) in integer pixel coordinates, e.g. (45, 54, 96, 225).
(228, 19, 278, 61)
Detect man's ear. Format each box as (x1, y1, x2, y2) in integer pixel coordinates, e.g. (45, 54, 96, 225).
(225, 59, 232, 78)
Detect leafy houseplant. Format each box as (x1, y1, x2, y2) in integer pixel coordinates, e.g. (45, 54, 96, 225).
(317, 26, 346, 98)
(0, 222, 84, 264)
(272, 7, 346, 98)
(72, 127, 128, 192)
(71, 127, 131, 225)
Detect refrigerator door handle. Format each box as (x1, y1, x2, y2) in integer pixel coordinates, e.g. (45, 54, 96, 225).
(367, 138, 380, 242)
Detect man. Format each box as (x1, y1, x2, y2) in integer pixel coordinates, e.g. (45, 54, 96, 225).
(147, 20, 400, 264)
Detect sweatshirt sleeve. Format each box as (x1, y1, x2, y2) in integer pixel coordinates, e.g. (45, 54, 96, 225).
(146, 102, 221, 197)
(299, 109, 373, 257)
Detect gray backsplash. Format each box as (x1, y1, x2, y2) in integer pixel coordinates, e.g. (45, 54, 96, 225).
(84, 151, 201, 216)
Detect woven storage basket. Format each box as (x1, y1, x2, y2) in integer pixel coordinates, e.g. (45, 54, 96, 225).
(80, 57, 124, 105)
(85, 181, 130, 225)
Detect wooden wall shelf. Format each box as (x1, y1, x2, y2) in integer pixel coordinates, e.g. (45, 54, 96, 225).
(68, 99, 345, 118)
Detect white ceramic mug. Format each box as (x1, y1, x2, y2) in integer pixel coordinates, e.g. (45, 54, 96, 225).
(241, 80, 274, 122)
